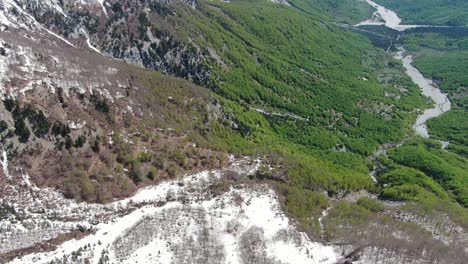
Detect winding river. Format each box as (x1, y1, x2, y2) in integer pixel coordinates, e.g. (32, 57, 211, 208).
(395, 50, 452, 138)
(357, 0, 453, 180)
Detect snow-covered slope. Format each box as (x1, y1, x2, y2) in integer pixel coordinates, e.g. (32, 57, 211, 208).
(2, 159, 339, 264)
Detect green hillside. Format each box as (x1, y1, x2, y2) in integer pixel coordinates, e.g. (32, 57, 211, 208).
(194, 0, 426, 154)
(178, 1, 468, 232)
(375, 0, 468, 25)
(288, 0, 375, 24)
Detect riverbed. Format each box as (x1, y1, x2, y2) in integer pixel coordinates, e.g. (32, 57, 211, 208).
(359, 0, 452, 138)
(359, 0, 453, 179)
(395, 50, 452, 137)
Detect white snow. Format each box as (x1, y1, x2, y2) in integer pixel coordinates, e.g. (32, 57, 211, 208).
(96, 0, 108, 17)
(68, 120, 87, 129)
(44, 27, 75, 47)
(0, 30, 125, 101)
(81, 27, 101, 53)
(0, 146, 10, 180)
(40, 0, 69, 18)
(270, 0, 290, 6)
(1, 0, 75, 46)
(123, 238, 173, 264)
(5, 159, 339, 264)
(440, 140, 449, 150)
(318, 207, 330, 240)
(0, 10, 13, 27)
(19, 169, 32, 187)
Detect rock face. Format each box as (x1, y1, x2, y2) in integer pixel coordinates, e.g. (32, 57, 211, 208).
(0, 2, 240, 261)
(1, 0, 215, 87)
(0, 2, 289, 262)
(0, 0, 236, 204)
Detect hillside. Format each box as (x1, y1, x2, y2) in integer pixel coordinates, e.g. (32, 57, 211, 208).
(374, 0, 468, 26)
(0, 0, 431, 203)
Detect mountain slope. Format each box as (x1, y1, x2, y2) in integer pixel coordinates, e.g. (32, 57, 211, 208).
(0, 5, 233, 203)
(0, 0, 467, 263)
(1, 0, 427, 191)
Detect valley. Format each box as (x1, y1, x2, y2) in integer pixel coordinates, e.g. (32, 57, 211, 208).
(0, 0, 466, 263)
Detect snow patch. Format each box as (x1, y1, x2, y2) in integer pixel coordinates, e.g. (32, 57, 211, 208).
(270, 0, 290, 6)
(96, 0, 108, 17)
(5, 160, 339, 264)
(68, 121, 87, 130)
(0, 146, 10, 180)
(0, 0, 75, 46)
(81, 27, 101, 53)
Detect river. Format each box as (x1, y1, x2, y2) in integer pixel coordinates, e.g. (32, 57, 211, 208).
(358, 0, 453, 180)
(395, 50, 452, 138)
(359, 0, 453, 138)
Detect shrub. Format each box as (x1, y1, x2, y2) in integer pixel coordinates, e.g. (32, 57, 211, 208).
(170, 150, 186, 167)
(65, 135, 73, 150)
(137, 151, 153, 163)
(3, 97, 18, 112)
(0, 120, 8, 133)
(14, 117, 30, 143)
(356, 197, 385, 213)
(146, 166, 158, 180)
(91, 137, 101, 153)
(0, 204, 16, 220)
(21, 105, 50, 137)
(75, 135, 87, 148)
(51, 121, 70, 137)
(91, 94, 110, 114)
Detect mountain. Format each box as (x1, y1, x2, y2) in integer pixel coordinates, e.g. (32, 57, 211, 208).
(0, 0, 466, 263)
(0, 0, 236, 203)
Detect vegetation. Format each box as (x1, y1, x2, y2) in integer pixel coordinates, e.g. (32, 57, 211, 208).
(404, 32, 468, 152)
(325, 199, 466, 263)
(383, 138, 468, 207)
(375, 0, 468, 25)
(123, 0, 467, 227)
(377, 31, 468, 216)
(379, 167, 448, 201)
(403, 32, 468, 126)
(14, 117, 30, 143)
(277, 185, 329, 234)
(0, 204, 17, 220)
(30, 0, 438, 214)
(288, 0, 374, 24)
(428, 110, 468, 156)
(356, 197, 385, 213)
(413, 52, 468, 110)
(190, 0, 427, 158)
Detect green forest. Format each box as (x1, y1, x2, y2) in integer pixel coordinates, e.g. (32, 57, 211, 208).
(375, 0, 468, 25)
(168, 0, 468, 238)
